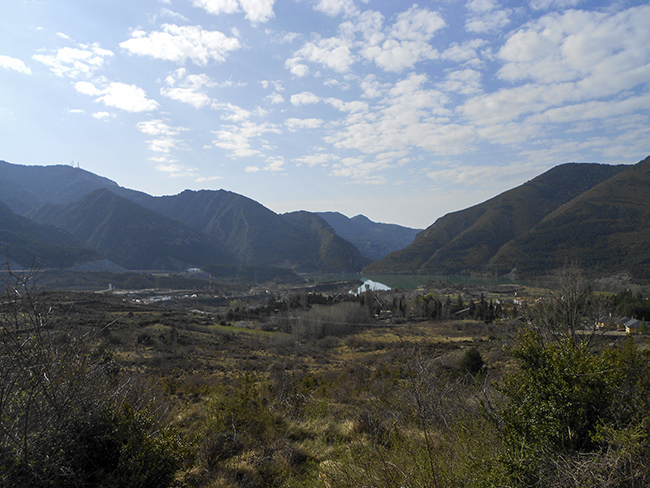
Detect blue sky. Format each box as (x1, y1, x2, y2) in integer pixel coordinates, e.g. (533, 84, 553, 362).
(1, 0, 649, 228)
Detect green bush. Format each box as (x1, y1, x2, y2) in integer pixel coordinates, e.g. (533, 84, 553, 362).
(495, 329, 650, 486)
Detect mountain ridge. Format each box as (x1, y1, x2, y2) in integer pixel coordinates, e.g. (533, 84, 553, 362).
(2, 156, 649, 281)
(29, 188, 238, 271)
(365, 160, 635, 278)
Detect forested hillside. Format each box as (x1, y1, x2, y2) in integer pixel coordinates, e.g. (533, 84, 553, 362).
(366, 159, 646, 279)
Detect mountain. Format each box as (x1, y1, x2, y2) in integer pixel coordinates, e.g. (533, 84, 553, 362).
(0, 201, 104, 269)
(0, 160, 151, 214)
(136, 190, 368, 272)
(5, 156, 649, 280)
(29, 189, 237, 271)
(281, 211, 371, 272)
(365, 161, 629, 276)
(0, 161, 368, 272)
(316, 212, 421, 261)
(489, 156, 650, 279)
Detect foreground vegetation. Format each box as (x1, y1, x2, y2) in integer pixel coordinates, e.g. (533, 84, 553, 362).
(2, 268, 650, 487)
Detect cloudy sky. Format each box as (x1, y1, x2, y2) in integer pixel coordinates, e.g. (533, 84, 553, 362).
(1, 0, 649, 228)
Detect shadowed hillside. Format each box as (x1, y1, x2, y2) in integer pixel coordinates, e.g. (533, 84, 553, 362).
(281, 211, 370, 272)
(490, 155, 650, 279)
(0, 202, 102, 269)
(139, 190, 368, 272)
(365, 162, 629, 276)
(30, 189, 237, 271)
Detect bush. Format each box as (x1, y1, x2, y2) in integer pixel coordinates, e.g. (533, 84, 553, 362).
(0, 272, 185, 487)
(492, 268, 650, 486)
(459, 346, 485, 377)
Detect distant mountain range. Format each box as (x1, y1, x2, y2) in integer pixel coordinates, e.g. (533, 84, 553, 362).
(1, 156, 649, 282)
(316, 212, 421, 262)
(0, 160, 415, 274)
(366, 156, 650, 280)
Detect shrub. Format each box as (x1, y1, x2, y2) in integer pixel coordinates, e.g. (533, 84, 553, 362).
(459, 346, 485, 377)
(0, 272, 185, 488)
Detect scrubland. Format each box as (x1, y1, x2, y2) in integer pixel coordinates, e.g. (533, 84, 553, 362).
(3, 269, 650, 487)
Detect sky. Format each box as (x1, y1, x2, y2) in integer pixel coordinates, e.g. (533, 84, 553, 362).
(1, 0, 649, 229)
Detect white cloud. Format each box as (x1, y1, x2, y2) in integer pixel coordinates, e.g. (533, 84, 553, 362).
(212, 121, 281, 157)
(466, 0, 501, 14)
(284, 57, 309, 77)
(239, 0, 276, 23)
(441, 39, 486, 66)
(156, 162, 199, 177)
(440, 69, 483, 95)
(264, 156, 284, 172)
(290, 91, 320, 105)
(325, 97, 368, 112)
(92, 111, 112, 119)
(265, 92, 285, 104)
(360, 5, 445, 72)
(192, 0, 239, 15)
(74, 81, 101, 96)
(80, 82, 159, 112)
(156, 163, 185, 172)
(498, 6, 650, 88)
(161, 70, 215, 108)
(216, 102, 251, 121)
(359, 75, 386, 98)
(33, 44, 113, 78)
(330, 156, 388, 184)
(137, 119, 187, 155)
(295, 37, 355, 72)
(288, 6, 444, 75)
(158, 8, 189, 21)
(192, 0, 275, 23)
(426, 160, 545, 187)
(530, 0, 583, 10)
(0, 55, 31, 74)
(120, 24, 240, 65)
(465, 9, 511, 33)
(460, 5, 650, 132)
(294, 152, 337, 167)
(136, 119, 181, 136)
(195, 175, 223, 182)
(326, 73, 465, 159)
(313, 0, 358, 17)
(285, 118, 324, 131)
(245, 165, 261, 172)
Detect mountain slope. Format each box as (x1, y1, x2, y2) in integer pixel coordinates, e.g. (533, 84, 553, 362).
(489, 156, 650, 279)
(138, 190, 368, 272)
(30, 189, 237, 270)
(0, 161, 383, 272)
(316, 212, 420, 261)
(366, 162, 628, 275)
(281, 211, 371, 272)
(0, 201, 103, 269)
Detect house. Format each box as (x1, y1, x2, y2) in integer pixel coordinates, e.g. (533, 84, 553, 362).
(596, 316, 617, 330)
(615, 317, 631, 331)
(625, 318, 644, 334)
